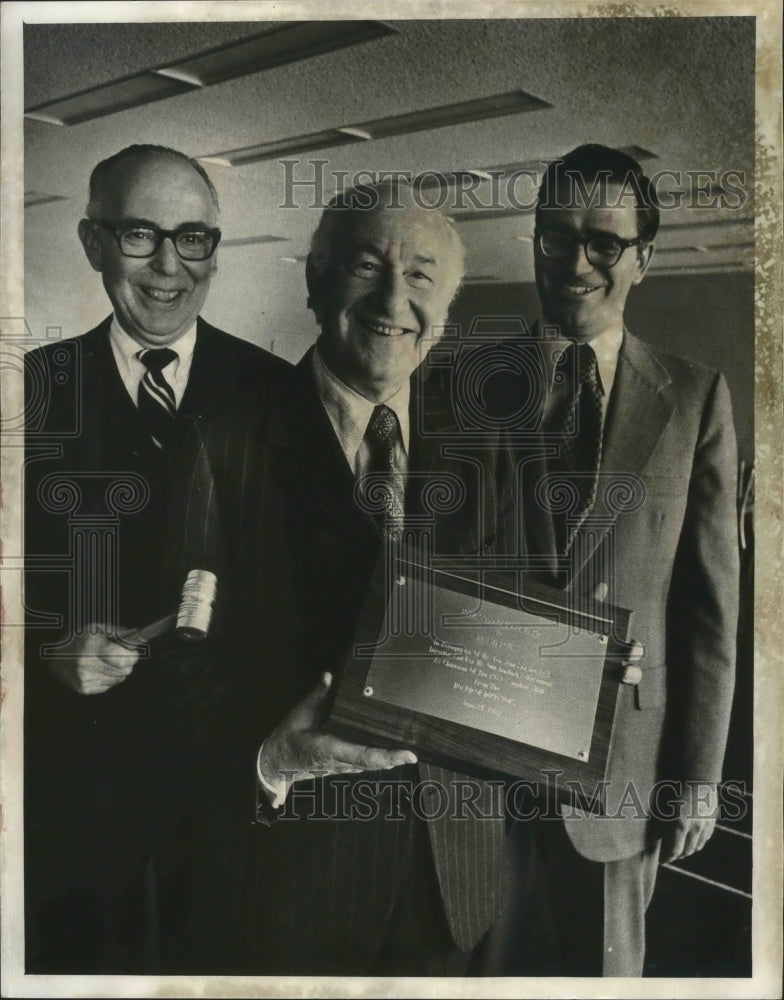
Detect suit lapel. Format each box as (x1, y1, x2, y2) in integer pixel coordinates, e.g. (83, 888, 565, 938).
(567, 330, 675, 579)
(180, 318, 233, 417)
(267, 350, 377, 547)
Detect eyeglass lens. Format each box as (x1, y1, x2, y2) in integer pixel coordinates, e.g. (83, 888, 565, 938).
(540, 233, 624, 266)
(117, 226, 216, 261)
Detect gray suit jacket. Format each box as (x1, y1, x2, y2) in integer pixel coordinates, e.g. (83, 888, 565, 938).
(524, 331, 739, 861)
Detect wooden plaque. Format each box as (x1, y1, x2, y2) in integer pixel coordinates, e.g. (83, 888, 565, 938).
(327, 557, 633, 814)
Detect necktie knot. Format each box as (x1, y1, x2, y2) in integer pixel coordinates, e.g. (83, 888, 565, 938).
(366, 404, 400, 452)
(138, 347, 177, 374)
(576, 342, 603, 398)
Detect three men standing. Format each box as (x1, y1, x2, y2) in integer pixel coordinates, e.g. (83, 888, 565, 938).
(24, 143, 739, 979)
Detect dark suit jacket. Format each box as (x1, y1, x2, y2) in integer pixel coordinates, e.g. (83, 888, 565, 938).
(521, 330, 739, 861)
(23, 317, 289, 968)
(165, 351, 516, 972)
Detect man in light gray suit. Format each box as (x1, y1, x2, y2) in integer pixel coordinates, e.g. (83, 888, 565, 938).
(499, 144, 739, 976)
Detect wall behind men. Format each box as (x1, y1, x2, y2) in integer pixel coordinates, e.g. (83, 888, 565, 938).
(449, 271, 754, 465)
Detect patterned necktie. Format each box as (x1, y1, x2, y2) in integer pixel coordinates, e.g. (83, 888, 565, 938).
(137, 348, 178, 449)
(362, 404, 405, 538)
(549, 342, 604, 552)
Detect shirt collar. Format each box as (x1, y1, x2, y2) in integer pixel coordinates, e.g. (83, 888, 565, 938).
(109, 316, 197, 378)
(312, 342, 410, 467)
(541, 324, 624, 397)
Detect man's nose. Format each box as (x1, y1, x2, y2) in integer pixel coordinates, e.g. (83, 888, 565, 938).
(373, 268, 410, 321)
(564, 240, 594, 276)
(149, 237, 182, 275)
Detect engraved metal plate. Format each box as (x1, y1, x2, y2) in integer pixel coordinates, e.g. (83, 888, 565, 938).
(363, 574, 607, 761)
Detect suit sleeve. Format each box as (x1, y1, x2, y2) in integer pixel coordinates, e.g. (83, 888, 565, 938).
(671, 371, 739, 785)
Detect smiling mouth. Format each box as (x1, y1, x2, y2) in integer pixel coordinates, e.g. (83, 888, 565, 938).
(560, 284, 603, 297)
(360, 318, 413, 337)
(139, 286, 183, 304)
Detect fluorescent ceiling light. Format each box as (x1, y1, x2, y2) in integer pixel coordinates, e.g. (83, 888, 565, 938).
(205, 90, 551, 166)
(25, 21, 395, 126)
(25, 191, 68, 207)
(220, 235, 289, 247)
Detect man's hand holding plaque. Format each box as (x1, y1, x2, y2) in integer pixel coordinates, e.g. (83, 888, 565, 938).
(258, 672, 418, 806)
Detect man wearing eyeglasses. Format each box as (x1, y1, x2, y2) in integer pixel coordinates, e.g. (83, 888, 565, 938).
(24, 144, 287, 972)
(492, 144, 739, 976)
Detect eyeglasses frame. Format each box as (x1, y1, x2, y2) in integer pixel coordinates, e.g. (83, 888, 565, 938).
(536, 230, 649, 269)
(93, 219, 222, 261)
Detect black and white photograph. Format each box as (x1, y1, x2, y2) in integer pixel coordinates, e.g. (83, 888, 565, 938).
(1, 2, 781, 997)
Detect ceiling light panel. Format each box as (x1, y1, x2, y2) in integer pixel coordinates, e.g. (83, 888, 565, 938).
(25, 73, 197, 126)
(204, 90, 551, 166)
(220, 235, 289, 247)
(166, 21, 396, 86)
(24, 21, 395, 126)
(25, 191, 68, 208)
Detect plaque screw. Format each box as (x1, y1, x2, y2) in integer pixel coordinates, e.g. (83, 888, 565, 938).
(363, 686, 374, 697)
(396, 575, 406, 586)
(599, 634, 608, 644)
(578, 750, 586, 759)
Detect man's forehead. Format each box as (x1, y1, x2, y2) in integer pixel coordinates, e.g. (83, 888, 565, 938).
(107, 155, 215, 219)
(345, 207, 454, 258)
(541, 187, 638, 236)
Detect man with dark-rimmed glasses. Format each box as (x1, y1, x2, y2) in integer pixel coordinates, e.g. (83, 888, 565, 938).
(24, 144, 287, 972)
(492, 144, 739, 976)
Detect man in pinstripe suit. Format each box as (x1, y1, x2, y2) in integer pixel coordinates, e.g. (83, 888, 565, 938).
(167, 180, 517, 975)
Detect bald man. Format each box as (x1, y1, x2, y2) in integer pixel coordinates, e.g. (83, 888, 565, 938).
(24, 144, 288, 972)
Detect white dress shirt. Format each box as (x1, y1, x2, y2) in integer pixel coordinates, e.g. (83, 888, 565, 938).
(311, 341, 410, 475)
(108, 317, 197, 409)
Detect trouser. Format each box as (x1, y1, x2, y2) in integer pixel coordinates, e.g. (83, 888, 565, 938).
(479, 818, 660, 977)
(367, 813, 472, 977)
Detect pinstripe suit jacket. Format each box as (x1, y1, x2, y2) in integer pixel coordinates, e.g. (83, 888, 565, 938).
(166, 350, 516, 971)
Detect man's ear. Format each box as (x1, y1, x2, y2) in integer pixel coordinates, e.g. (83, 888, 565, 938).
(633, 242, 654, 285)
(78, 219, 103, 272)
(305, 253, 325, 323)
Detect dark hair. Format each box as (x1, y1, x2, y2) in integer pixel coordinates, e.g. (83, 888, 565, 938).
(85, 144, 219, 219)
(535, 144, 659, 242)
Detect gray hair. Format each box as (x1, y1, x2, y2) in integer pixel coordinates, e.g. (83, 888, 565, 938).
(85, 144, 220, 220)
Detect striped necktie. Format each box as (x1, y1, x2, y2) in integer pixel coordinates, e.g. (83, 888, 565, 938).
(548, 342, 604, 552)
(362, 404, 405, 538)
(137, 347, 178, 449)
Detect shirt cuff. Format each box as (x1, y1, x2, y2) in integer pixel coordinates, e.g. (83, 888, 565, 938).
(256, 741, 290, 810)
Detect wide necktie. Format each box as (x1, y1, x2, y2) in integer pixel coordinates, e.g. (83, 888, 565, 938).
(362, 404, 405, 538)
(137, 347, 178, 449)
(548, 342, 604, 552)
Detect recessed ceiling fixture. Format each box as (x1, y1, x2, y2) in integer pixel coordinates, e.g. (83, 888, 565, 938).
(654, 242, 754, 255)
(24, 191, 68, 207)
(451, 208, 530, 223)
(203, 90, 552, 166)
(416, 147, 658, 193)
(24, 21, 396, 126)
(220, 235, 289, 248)
(659, 218, 754, 233)
(649, 262, 752, 275)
